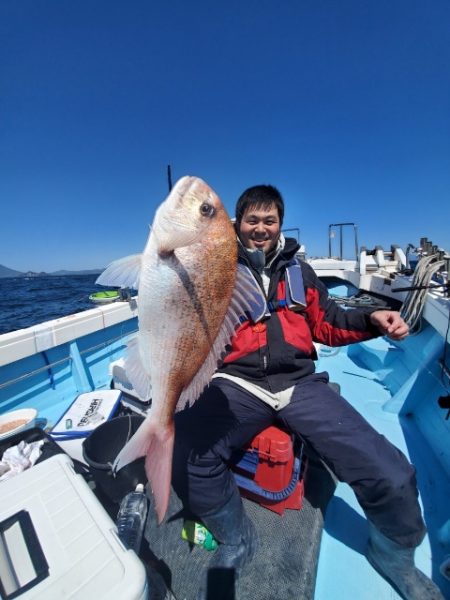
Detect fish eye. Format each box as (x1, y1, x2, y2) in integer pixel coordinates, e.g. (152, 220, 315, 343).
(200, 202, 216, 218)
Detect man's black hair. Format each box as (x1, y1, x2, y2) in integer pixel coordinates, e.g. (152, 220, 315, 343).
(235, 185, 284, 227)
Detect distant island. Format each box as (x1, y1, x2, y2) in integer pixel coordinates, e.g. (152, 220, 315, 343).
(0, 264, 104, 279)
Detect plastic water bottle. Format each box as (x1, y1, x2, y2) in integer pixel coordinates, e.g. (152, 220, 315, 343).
(181, 520, 218, 551)
(116, 483, 148, 552)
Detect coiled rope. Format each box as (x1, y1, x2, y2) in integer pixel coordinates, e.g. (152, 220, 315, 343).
(400, 253, 445, 333)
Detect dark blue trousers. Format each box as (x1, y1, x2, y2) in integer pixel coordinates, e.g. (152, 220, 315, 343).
(172, 372, 426, 547)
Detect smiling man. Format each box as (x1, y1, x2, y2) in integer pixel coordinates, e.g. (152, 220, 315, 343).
(173, 184, 443, 600)
(235, 185, 282, 254)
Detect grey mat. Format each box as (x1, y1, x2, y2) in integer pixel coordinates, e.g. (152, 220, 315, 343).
(143, 457, 336, 600)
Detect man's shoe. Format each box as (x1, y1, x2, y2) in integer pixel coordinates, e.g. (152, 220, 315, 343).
(197, 488, 257, 600)
(366, 522, 444, 600)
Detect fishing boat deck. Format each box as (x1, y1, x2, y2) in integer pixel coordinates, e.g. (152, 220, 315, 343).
(314, 335, 450, 600)
(0, 294, 449, 598)
(132, 331, 450, 600)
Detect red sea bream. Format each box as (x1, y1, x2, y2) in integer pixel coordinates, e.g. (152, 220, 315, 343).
(97, 176, 265, 522)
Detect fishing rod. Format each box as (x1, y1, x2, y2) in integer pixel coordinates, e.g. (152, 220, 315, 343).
(167, 164, 173, 192)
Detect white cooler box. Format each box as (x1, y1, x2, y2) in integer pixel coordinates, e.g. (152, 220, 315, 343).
(0, 455, 148, 600)
(109, 359, 151, 412)
(49, 389, 123, 465)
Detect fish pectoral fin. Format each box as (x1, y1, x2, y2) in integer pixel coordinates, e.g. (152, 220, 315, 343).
(177, 264, 267, 410)
(96, 254, 142, 290)
(125, 337, 152, 401)
(234, 263, 268, 322)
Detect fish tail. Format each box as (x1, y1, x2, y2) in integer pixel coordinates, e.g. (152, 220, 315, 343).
(113, 418, 175, 523)
(113, 418, 155, 473)
(144, 422, 175, 524)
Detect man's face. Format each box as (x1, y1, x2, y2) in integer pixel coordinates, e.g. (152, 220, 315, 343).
(238, 203, 281, 254)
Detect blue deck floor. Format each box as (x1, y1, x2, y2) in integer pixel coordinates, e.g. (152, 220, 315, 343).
(313, 340, 450, 599)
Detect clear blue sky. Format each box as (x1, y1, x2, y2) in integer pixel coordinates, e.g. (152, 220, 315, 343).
(1, 1, 449, 272)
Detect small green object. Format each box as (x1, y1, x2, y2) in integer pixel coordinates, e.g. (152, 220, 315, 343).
(181, 520, 218, 551)
(65, 418, 72, 430)
(89, 290, 120, 304)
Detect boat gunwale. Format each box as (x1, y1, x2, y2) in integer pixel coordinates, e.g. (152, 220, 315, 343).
(0, 300, 138, 367)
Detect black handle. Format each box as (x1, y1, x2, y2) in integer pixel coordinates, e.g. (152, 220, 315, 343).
(0, 510, 49, 599)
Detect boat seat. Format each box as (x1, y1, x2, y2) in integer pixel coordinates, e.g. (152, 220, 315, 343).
(233, 425, 305, 515)
(233, 381, 340, 514)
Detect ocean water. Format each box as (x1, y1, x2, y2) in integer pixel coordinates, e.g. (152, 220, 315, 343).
(0, 274, 104, 335)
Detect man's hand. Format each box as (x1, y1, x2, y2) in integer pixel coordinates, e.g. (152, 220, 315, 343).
(370, 310, 409, 340)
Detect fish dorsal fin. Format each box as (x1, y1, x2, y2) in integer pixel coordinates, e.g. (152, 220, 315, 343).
(124, 336, 152, 401)
(96, 254, 142, 290)
(177, 264, 267, 409)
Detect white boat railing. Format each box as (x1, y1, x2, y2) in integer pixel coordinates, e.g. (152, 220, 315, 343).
(0, 299, 138, 367)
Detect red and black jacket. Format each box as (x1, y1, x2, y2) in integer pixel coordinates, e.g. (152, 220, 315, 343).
(217, 237, 380, 393)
